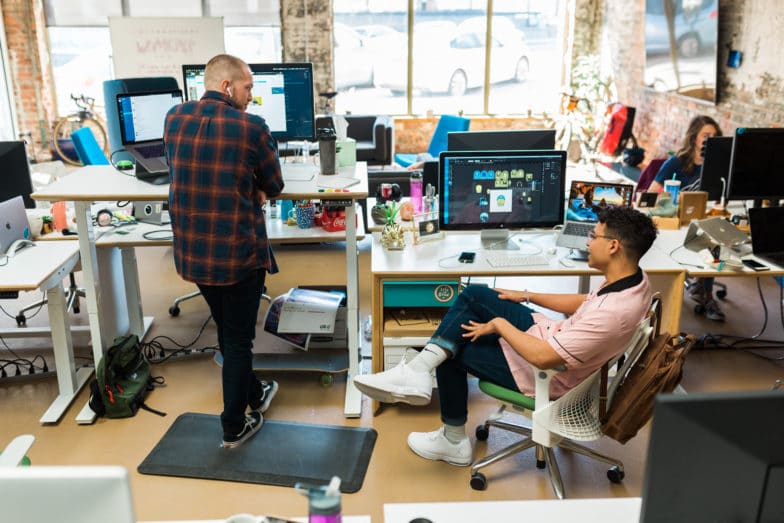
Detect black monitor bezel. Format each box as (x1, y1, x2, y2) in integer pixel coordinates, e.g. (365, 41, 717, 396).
(438, 149, 567, 232)
(447, 129, 557, 152)
(726, 127, 784, 201)
(699, 136, 733, 201)
(181, 62, 316, 142)
(0, 141, 35, 209)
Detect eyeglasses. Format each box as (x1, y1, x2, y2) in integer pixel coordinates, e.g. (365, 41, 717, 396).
(588, 231, 617, 241)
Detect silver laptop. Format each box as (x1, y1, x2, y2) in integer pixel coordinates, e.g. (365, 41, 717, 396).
(683, 216, 750, 253)
(0, 195, 32, 255)
(557, 180, 635, 251)
(116, 89, 182, 178)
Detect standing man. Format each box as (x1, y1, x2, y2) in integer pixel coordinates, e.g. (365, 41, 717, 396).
(164, 54, 284, 448)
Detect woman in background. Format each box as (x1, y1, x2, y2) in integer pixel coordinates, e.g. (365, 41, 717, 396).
(650, 115, 725, 321)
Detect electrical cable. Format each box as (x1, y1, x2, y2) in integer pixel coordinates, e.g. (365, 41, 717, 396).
(140, 315, 214, 363)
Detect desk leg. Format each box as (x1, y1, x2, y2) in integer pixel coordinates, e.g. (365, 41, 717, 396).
(343, 203, 362, 418)
(74, 202, 105, 362)
(120, 247, 146, 337)
(370, 274, 384, 415)
(40, 283, 92, 424)
(648, 272, 685, 335)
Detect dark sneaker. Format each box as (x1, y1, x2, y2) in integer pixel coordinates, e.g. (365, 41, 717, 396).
(250, 380, 278, 414)
(687, 281, 707, 305)
(703, 299, 725, 322)
(222, 412, 263, 449)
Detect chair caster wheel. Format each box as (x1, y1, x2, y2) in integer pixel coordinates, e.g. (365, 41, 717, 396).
(716, 289, 727, 300)
(321, 374, 333, 387)
(475, 424, 490, 441)
(607, 466, 625, 483)
(470, 472, 487, 490)
(15, 314, 26, 327)
(169, 306, 180, 317)
(536, 459, 546, 469)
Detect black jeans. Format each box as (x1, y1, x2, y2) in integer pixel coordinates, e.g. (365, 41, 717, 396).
(430, 285, 535, 426)
(198, 269, 266, 434)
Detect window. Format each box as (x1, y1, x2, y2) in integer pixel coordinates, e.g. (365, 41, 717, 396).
(45, 1, 281, 117)
(334, 0, 567, 117)
(0, 5, 16, 140)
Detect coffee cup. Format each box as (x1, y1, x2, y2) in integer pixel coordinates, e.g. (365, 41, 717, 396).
(664, 179, 681, 205)
(279, 199, 293, 222)
(294, 203, 315, 229)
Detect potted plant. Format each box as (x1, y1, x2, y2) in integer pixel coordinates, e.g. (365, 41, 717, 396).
(380, 201, 405, 250)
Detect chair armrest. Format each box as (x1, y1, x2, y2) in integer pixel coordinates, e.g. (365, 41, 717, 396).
(0, 435, 35, 467)
(372, 116, 392, 163)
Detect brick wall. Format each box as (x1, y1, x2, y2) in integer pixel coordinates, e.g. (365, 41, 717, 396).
(3, 0, 57, 161)
(604, 0, 784, 162)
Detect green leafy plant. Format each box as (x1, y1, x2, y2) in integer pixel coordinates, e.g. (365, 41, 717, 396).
(384, 201, 400, 225)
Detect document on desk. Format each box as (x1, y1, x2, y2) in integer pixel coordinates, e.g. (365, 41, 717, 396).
(283, 166, 316, 182)
(317, 175, 360, 190)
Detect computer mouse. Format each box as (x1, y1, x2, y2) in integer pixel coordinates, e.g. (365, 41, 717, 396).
(547, 246, 557, 255)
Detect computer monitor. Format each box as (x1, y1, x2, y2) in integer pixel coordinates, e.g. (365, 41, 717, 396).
(699, 136, 732, 202)
(447, 129, 556, 152)
(439, 150, 566, 250)
(182, 62, 316, 142)
(727, 127, 784, 204)
(0, 465, 136, 523)
(0, 141, 35, 208)
(641, 390, 784, 523)
(116, 89, 183, 145)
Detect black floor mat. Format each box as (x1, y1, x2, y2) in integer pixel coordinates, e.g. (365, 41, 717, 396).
(138, 413, 377, 493)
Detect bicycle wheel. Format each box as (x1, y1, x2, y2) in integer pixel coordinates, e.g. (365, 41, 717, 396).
(52, 115, 109, 166)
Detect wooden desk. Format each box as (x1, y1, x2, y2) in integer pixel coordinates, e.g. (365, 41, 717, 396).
(0, 241, 91, 423)
(384, 497, 642, 523)
(369, 230, 685, 413)
(32, 163, 369, 420)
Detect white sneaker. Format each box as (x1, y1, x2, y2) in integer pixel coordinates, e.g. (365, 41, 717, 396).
(353, 360, 432, 405)
(407, 427, 473, 466)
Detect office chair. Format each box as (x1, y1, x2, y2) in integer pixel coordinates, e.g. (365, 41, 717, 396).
(169, 287, 271, 317)
(469, 295, 661, 498)
(71, 127, 110, 165)
(394, 115, 470, 168)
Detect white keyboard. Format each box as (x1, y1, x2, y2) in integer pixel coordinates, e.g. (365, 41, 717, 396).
(485, 254, 550, 268)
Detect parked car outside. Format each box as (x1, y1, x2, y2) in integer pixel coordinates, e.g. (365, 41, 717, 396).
(334, 22, 376, 90)
(372, 16, 530, 97)
(645, 0, 718, 58)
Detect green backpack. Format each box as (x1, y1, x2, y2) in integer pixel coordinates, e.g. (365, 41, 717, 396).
(89, 334, 165, 419)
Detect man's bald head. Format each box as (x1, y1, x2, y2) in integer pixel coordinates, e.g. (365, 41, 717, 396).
(204, 54, 250, 91)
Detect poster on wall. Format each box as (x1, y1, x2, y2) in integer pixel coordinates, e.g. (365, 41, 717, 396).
(109, 17, 224, 86)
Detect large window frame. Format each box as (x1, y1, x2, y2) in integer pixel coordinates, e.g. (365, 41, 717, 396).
(0, 4, 17, 140)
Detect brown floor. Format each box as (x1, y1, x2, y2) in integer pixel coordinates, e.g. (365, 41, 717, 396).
(1, 238, 783, 522)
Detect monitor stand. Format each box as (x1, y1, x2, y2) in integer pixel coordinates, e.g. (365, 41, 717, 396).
(480, 229, 519, 251)
(567, 248, 589, 261)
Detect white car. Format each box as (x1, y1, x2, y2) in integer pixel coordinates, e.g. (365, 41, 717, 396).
(373, 16, 530, 96)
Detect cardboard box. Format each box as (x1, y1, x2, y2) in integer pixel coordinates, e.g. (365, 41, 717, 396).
(652, 216, 680, 230)
(383, 308, 445, 337)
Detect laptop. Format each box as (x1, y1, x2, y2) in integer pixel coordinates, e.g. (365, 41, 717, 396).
(0, 196, 32, 255)
(748, 206, 784, 267)
(683, 216, 750, 253)
(557, 180, 635, 251)
(116, 89, 182, 182)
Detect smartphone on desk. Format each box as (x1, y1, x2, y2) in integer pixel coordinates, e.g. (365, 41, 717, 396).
(458, 251, 476, 264)
(741, 258, 770, 271)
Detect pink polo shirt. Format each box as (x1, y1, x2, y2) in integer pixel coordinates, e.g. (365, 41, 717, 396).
(500, 271, 652, 398)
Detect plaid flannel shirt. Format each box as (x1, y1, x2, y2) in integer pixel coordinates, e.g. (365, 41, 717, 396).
(164, 91, 284, 285)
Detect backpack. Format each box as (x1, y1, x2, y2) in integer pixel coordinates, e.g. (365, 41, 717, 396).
(599, 103, 637, 157)
(599, 300, 695, 444)
(88, 334, 165, 419)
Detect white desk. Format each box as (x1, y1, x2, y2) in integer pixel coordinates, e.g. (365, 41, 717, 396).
(32, 163, 369, 420)
(369, 230, 685, 413)
(0, 241, 92, 423)
(384, 497, 642, 523)
(141, 516, 370, 523)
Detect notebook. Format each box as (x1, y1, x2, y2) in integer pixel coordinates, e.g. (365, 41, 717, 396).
(556, 180, 635, 250)
(116, 90, 182, 182)
(0, 196, 32, 255)
(748, 206, 784, 267)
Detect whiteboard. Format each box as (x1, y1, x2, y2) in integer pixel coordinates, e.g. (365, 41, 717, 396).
(109, 17, 224, 88)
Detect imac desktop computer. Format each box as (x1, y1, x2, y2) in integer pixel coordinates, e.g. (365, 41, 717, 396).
(438, 149, 566, 250)
(641, 389, 784, 522)
(181, 62, 316, 143)
(727, 127, 784, 207)
(447, 129, 557, 152)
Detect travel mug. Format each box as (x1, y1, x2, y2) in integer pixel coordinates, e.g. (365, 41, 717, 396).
(318, 128, 337, 175)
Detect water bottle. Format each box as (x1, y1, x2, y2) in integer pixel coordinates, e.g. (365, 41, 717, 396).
(410, 170, 423, 214)
(318, 128, 337, 175)
(296, 476, 342, 523)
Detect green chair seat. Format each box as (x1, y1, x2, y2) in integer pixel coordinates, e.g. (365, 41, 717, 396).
(478, 380, 536, 410)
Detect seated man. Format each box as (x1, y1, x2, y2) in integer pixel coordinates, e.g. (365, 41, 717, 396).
(354, 206, 657, 466)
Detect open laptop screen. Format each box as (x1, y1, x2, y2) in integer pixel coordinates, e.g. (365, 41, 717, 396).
(117, 90, 183, 145)
(566, 181, 635, 223)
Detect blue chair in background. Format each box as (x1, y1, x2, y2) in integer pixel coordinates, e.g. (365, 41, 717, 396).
(394, 114, 470, 168)
(71, 127, 110, 165)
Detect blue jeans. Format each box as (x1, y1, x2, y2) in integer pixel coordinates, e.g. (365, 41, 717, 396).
(429, 285, 535, 426)
(198, 269, 266, 434)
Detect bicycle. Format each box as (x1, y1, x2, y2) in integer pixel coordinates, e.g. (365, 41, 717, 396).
(51, 94, 109, 166)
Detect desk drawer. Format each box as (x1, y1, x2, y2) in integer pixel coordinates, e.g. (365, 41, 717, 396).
(383, 281, 458, 307)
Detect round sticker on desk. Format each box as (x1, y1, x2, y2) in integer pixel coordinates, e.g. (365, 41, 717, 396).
(434, 284, 455, 303)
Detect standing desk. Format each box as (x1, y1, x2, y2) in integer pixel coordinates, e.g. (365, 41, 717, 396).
(31, 163, 368, 420)
(0, 241, 91, 423)
(369, 231, 686, 413)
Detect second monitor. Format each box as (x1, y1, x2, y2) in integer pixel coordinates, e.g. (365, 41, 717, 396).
(447, 129, 556, 152)
(439, 150, 566, 250)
